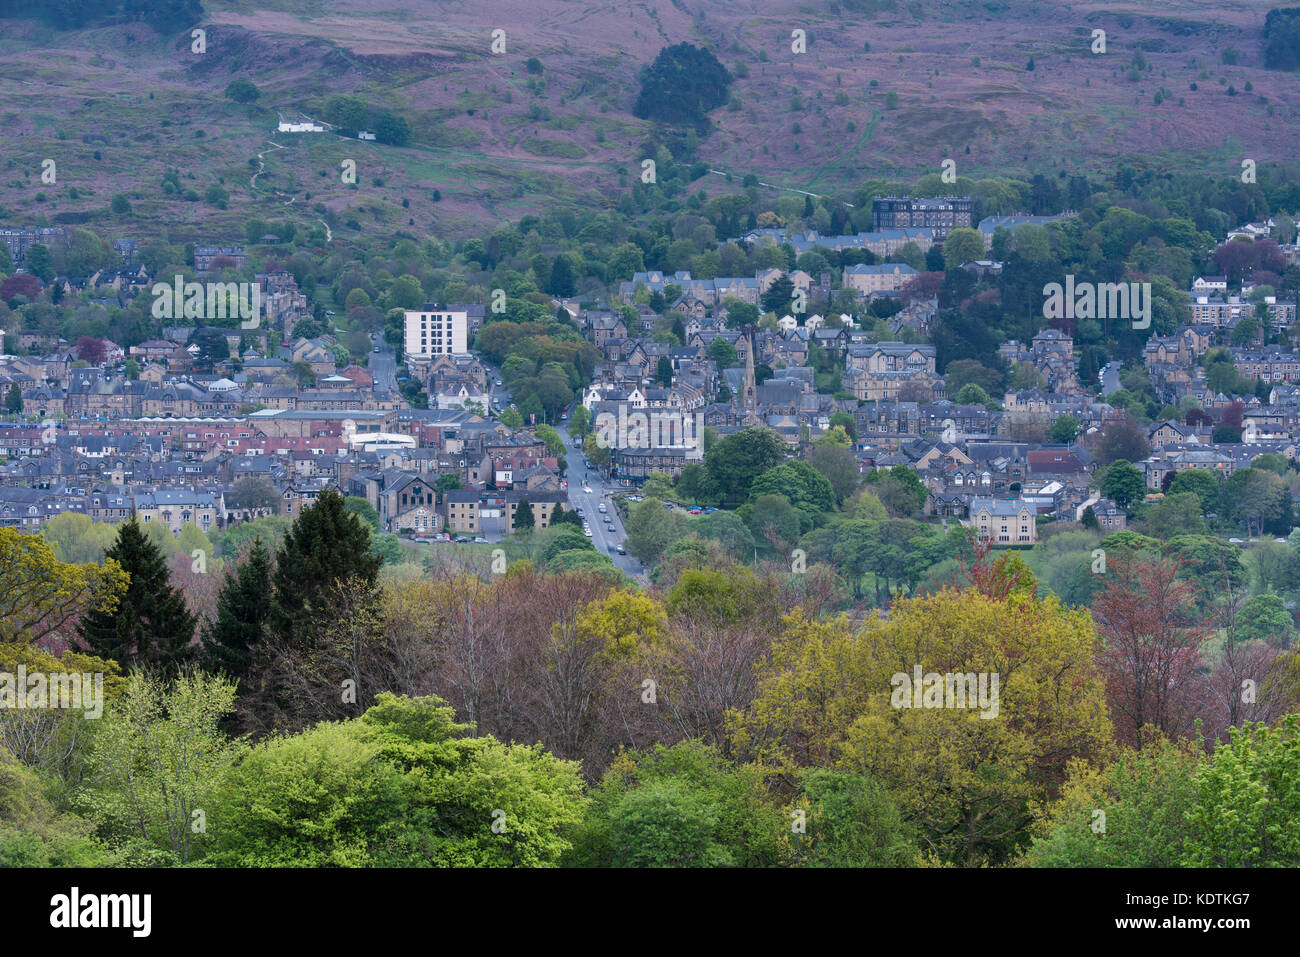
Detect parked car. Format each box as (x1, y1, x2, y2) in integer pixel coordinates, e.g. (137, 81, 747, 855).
(688, 506, 702, 515)
(583, 528, 593, 537)
(473, 537, 488, 544)
(412, 537, 429, 543)
(454, 536, 470, 544)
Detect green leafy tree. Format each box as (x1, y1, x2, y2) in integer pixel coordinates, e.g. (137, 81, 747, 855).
(4, 385, 20, 414)
(953, 383, 992, 406)
(807, 441, 860, 507)
(1183, 717, 1300, 866)
(750, 461, 835, 518)
(1222, 467, 1291, 536)
(1050, 414, 1080, 444)
(1167, 469, 1221, 514)
(565, 741, 783, 867)
(344, 496, 381, 533)
(1143, 492, 1206, 539)
(1237, 593, 1292, 645)
(78, 671, 244, 864)
(704, 427, 788, 507)
(1026, 736, 1202, 867)
(76, 518, 197, 675)
(1100, 459, 1145, 510)
(212, 694, 587, 866)
(706, 337, 739, 368)
(633, 43, 732, 124)
(26, 244, 54, 282)
(225, 477, 281, 514)
(569, 404, 590, 437)
(790, 769, 920, 867)
(224, 78, 261, 103)
(624, 498, 686, 565)
(723, 301, 760, 329)
(864, 465, 928, 516)
(941, 228, 986, 270)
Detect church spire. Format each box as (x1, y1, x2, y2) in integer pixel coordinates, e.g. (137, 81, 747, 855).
(741, 325, 760, 426)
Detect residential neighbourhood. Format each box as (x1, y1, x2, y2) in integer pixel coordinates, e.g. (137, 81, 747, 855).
(4, 217, 1300, 564)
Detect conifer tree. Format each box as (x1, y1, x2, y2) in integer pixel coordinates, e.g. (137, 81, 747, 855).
(200, 537, 272, 685)
(77, 518, 196, 674)
(516, 498, 536, 530)
(269, 488, 381, 652)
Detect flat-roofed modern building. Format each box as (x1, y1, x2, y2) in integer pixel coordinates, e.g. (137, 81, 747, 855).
(404, 304, 468, 361)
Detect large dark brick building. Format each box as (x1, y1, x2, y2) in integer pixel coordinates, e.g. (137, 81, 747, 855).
(872, 196, 973, 240)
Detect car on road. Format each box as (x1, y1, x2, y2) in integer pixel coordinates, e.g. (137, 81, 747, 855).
(583, 528, 593, 537)
(616, 545, 627, 555)
(373, 345, 381, 352)
(598, 503, 607, 513)
(495, 378, 503, 386)
(575, 507, 584, 516)
(583, 486, 593, 494)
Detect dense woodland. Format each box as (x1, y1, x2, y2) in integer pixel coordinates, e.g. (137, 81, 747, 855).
(2, 472, 1299, 867)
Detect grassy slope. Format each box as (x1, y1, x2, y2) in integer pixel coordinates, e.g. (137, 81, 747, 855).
(0, 0, 1296, 243)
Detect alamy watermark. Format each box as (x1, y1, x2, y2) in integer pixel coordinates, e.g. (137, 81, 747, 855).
(890, 665, 1000, 718)
(1043, 275, 1150, 329)
(592, 404, 705, 460)
(0, 665, 104, 719)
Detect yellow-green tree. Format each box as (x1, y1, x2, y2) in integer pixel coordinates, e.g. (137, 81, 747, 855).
(730, 587, 1113, 865)
(575, 589, 668, 663)
(0, 528, 127, 645)
(40, 512, 119, 565)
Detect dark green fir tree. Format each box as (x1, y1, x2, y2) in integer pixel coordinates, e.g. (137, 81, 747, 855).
(77, 518, 197, 674)
(200, 536, 273, 686)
